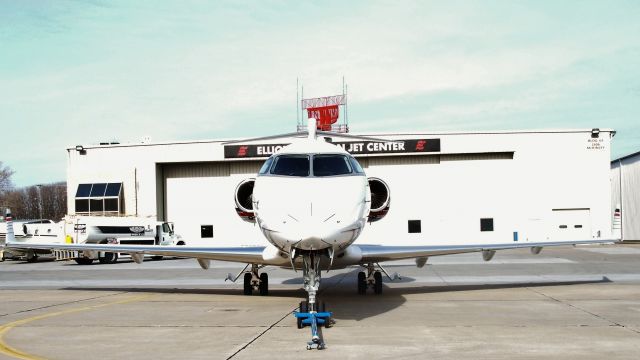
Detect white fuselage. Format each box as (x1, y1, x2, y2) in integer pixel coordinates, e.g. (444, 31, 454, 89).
(250, 140, 371, 252)
(254, 175, 369, 251)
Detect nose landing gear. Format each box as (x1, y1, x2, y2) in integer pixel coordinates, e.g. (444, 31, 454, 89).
(293, 251, 332, 350)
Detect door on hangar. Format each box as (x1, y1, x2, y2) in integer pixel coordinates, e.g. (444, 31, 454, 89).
(551, 208, 591, 240)
(162, 161, 263, 244)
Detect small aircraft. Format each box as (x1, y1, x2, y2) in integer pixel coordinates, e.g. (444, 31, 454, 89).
(1, 118, 616, 349)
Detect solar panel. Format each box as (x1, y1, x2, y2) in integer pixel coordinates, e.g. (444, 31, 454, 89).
(90, 183, 107, 197)
(75, 184, 92, 197)
(105, 183, 122, 197)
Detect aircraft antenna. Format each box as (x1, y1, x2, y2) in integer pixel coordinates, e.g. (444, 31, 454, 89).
(296, 78, 300, 126)
(308, 118, 317, 140)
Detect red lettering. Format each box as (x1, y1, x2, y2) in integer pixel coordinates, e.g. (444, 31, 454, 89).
(415, 140, 426, 151)
(237, 146, 249, 157)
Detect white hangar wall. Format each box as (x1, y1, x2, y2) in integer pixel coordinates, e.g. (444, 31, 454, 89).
(66, 129, 614, 246)
(611, 151, 640, 241)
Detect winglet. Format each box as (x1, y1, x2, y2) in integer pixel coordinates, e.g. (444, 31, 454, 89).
(3, 208, 16, 245)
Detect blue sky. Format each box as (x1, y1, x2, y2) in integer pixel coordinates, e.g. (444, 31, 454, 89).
(1, 0, 639, 187)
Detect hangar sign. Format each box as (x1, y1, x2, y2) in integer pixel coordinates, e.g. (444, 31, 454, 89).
(224, 139, 441, 158)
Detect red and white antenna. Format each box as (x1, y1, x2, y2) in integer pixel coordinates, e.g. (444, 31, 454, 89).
(297, 78, 349, 133)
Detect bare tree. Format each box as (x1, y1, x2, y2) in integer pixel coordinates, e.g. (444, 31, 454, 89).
(0, 182, 67, 221)
(40, 182, 67, 220)
(0, 161, 14, 194)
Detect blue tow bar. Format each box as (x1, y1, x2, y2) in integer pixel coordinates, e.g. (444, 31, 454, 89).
(294, 311, 332, 349)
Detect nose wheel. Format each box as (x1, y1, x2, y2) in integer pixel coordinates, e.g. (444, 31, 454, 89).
(242, 264, 269, 296)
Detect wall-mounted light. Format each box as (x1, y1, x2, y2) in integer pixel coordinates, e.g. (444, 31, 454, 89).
(591, 128, 600, 139)
(75, 145, 86, 155)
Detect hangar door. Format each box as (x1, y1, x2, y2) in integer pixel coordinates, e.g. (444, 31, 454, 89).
(551, 208, 591, 240)
(162, 161, 263, 244)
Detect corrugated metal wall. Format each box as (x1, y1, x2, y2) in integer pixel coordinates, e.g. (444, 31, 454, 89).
(163, 161, 263, 178)
(164, 154, 511, 175)
(230, 161, 263, 175)
(612, 154, 640, 241)
(163, 163, 230, 178)
(441, 152, 514, 161)
(358, 152, 513, 167)
(360, 155, 440, 167)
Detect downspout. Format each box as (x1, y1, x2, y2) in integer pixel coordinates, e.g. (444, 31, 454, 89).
(135, 167, 138, 217)
(619, 159, 623, 241)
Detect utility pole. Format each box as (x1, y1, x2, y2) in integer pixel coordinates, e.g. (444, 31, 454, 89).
(36, 184, 43, 220)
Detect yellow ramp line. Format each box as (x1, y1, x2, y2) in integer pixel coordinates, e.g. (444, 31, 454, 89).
(0, 294, 152, 360)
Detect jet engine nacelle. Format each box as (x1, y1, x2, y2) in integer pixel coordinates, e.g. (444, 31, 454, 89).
(368, 177, 390, 222)
(235, 178, 255, 222)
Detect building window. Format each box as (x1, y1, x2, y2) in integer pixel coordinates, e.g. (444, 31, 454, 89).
(75, 183, 123, 215)
(408, 220, 421, 233)
(201, 225, 214, 238)
(480, 218, 494, 232)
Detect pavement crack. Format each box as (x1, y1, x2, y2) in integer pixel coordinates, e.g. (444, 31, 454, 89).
(0, 291, 131, 318)
(226, 306, 295, 359)
(430, 265, 449, 285)
(527, 287, 640, 335)
(226, 271, 350, 359)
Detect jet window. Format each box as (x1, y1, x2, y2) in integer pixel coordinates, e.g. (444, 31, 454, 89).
(313, 155, 353, 177)
(258, 157, 275, 175)
(348, 156, 365, 174)
(270, 155, 310, 177)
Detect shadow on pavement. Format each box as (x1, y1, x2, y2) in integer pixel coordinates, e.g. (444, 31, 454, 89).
(62, 273, 611, 323)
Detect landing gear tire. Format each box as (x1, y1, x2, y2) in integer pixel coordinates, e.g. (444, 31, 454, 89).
(297, 301, 309, 329)
(74, 257, 94, 265)
(26, 253, 38, 263)
(319, 301, 332, 328)
(259, 272, 269, 296)
(374, 271, 383, 294)
(243, 272, 252, 295)
(357, 271, 367, 294)
(98, 252, 118, 264)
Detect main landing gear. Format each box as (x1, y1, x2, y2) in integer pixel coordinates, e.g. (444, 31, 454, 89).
(358, 263, 383, 295)
(293, 251, 332, 350)
(242, 264, 269, 296)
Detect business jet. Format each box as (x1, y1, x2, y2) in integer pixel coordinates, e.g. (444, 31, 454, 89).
(1, 118, 616, 349)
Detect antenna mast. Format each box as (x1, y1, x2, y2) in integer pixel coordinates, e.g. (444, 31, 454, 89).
(297, 79, 349, 133)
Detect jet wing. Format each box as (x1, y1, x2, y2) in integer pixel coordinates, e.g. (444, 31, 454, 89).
(357, 239, 618, 263)
(5, 243, 267, 264)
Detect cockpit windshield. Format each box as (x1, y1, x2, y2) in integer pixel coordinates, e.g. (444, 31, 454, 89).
(258, 156, 274, 175)
(270, 155, 310, 177)
(313, 155, 353, 177)
(260, 154, 365, 177)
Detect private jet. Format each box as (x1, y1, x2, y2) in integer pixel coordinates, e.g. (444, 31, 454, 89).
(1, 118, 617, 349)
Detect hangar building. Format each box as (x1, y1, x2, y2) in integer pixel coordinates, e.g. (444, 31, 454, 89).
(611, 150, 640, 241)
(66, 128, 615, 247)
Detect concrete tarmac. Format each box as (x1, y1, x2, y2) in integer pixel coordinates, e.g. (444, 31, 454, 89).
(1, 245, 639, 359)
